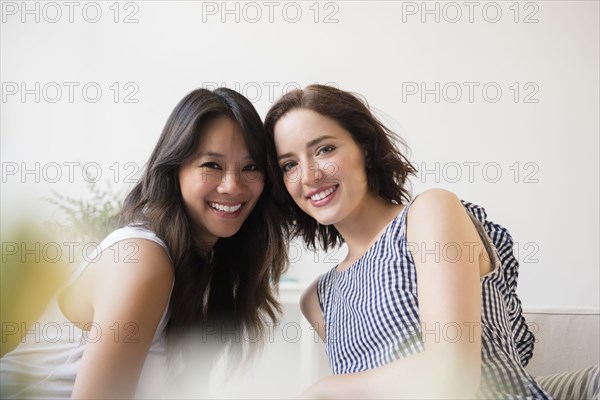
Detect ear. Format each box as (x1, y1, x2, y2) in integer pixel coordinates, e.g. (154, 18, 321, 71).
(362, 144, 372, 169)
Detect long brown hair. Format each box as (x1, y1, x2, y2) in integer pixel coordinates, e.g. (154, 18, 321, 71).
(120, 88, 287, 352)
(264, 84, 417, 251)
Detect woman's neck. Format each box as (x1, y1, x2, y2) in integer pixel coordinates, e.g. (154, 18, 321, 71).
(334, 196, 404, 269)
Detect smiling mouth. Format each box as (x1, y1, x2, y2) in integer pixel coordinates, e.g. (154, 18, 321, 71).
(308, 185, 338, 201)
(208, 202, 243, 213)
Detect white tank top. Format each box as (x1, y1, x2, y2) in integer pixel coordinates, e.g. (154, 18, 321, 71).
(0, 226, 181, 399)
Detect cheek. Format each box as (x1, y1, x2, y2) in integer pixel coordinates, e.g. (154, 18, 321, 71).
(347, 153, 368, 179)
(283, 175, 300, 196)
(179, 169, 217, 199)
(286, 168, 302, 185)
(322, 161, 340, 180)
(248, 175, 265, 199)
(178, 169, 192, 198)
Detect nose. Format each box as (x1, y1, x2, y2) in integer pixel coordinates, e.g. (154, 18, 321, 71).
(217, 169, 243, 194)
(301, 161, 324, 186)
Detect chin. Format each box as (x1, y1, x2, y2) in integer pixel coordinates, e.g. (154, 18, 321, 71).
(219, 230, 241, 239)
(212, 226, 243, 239)
(313, 215, 338, 226)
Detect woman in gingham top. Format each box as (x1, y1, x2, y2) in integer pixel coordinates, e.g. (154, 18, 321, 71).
(265, 84, 552, 399)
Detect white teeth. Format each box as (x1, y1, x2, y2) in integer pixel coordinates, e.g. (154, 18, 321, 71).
(209, 202, 242, 213)
(310, 186, 336, 201)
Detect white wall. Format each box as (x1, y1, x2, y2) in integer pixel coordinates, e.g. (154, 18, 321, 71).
(2, 1, 598, 312)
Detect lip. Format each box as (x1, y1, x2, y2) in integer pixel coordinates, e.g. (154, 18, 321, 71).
(306, 184, 338, 207)
(207, 201, 246, 219)
(305, 184, 338, 198)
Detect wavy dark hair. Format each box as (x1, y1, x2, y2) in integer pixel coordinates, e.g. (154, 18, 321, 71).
(264, 84, 417, 251)
(120, 88, 287, 355)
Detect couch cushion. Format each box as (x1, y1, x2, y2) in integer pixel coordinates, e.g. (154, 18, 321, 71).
(536, 366, 599, 400)
(524, 309, 600, 376)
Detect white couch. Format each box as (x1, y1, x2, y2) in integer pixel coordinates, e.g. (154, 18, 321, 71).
(205, 286, 599, 398)
(523, 308, 599, 377)
(523, 308, 599, 399)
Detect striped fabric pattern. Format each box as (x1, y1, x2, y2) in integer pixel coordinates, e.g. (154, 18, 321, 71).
(317, 200, 552, 399)
(536, 366, 600, 400)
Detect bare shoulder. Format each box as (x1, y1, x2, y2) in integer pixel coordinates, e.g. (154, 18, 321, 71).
(83, 237, 174, 308)
(407, 189, 478, 241)
(61, 237, 174, 324)
(95, 237, 172, 278)
(407, 188, 469, 236)
(409, 188, 462, 217)
(112, 237, 171, 279)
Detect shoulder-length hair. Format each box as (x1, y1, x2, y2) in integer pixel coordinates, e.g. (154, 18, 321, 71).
(264, 84, 416, 251)
(120, 88, 287, 349)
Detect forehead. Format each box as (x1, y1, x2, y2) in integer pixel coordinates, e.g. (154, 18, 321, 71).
(274, 109, 350, 147)
(275, 108, 336, 133)
(196, 116, 247, 151)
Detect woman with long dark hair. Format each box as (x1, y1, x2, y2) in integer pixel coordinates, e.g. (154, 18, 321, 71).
(1, 88, 287, 399)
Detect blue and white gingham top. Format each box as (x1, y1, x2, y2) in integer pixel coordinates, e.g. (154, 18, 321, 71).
(317, 200, 552, 399)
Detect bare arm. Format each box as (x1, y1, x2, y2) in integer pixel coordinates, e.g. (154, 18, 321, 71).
(299, 189, 484, 399)
(71, 238, 174, 399)
(300, 278, 326, 341)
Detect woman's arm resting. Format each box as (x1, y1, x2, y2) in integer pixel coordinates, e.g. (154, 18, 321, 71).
(300, 278, 326, 341)
(71, 239, 174, 399)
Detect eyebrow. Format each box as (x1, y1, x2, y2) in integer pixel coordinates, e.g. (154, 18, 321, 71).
(197, 151, 253, 161)
(277, 135, 336, 161)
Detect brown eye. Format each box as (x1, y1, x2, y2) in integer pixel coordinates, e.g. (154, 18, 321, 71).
(243, 164, 260, 172)
(200, 162, 221, 170)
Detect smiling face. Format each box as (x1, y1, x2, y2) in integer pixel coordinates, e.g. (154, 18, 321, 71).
(274, 108, 375, 227)
(178, 115, 264, 246)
